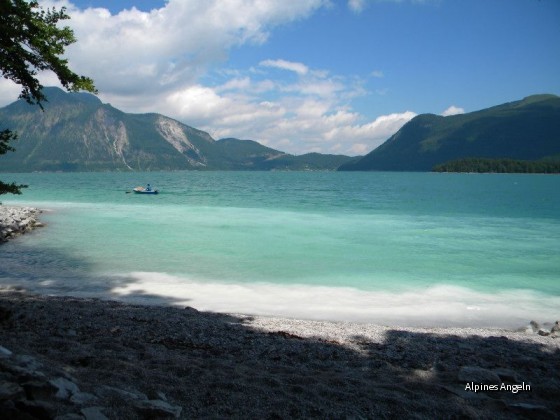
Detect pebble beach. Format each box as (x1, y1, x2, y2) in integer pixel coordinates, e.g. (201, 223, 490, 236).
(1, 205, 559, 418)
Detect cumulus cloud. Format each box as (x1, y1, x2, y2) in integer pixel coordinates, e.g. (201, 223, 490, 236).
(162, 60, 410, 155)
(323, 111, 417, 150)
(157, 70, 414, 156)
(38, 0, 326, 96)
(0, 0, 415, 156)
(441, 105, 465, 116)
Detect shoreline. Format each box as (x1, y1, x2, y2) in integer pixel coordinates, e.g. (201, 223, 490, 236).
(1, 203, 557, 331)
(1, 204, 559, 417)
(0, 290, 559, 418)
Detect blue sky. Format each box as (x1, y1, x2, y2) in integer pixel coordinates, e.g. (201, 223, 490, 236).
(2, 0, 559, 155)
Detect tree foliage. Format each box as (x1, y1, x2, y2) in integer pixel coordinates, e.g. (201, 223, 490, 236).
(432, 157, 560, 174)
(0, 129, 26, 195)
(0, 0, 96, 105)
(0, 0, 96, 196)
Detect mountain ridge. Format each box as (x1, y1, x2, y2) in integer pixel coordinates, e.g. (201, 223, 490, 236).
(339, 94, 560, 171)
(3, 89, 559, 173)
(0, 87, 354, 172)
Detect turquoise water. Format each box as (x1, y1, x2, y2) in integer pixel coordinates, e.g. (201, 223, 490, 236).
(1, 171, 559, 327)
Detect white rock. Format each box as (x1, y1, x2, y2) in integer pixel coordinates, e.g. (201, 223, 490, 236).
(50, 377, 80, 400)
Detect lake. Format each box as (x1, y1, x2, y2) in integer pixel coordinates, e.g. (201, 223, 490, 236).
(1, 171, 559, 327)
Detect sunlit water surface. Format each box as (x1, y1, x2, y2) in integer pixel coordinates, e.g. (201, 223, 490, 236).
(2, 171, 559, 327)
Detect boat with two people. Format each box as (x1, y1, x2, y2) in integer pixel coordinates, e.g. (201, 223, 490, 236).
(133, 184, 159, 194)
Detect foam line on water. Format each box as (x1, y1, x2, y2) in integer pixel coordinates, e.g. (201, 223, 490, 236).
(109, 271, 559, 328)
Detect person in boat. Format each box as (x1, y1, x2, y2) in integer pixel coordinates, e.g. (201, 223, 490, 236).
(145, 184, 151, 192)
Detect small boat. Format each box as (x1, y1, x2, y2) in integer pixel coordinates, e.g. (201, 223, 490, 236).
(133, 186, 158, 194)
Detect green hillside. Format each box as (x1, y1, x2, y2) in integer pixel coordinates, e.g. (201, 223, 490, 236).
(339, 94, 560, 171)
(0, 87, 354, 172)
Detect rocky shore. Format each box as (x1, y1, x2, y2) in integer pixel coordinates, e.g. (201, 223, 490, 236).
(0, 291, 559, 419)
(0, 205, 43, 242)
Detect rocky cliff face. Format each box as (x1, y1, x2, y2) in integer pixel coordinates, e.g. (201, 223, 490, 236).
(91, 107, 133, 170)
(0, 89, 204, 171)
(155, 116, 206, 167)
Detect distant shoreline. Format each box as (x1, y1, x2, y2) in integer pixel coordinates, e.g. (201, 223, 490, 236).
(1, 202, 559, 416)
(432, 157, 560, 174)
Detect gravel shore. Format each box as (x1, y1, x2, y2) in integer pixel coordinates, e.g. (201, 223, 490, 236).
(0, 291, 558, 419)
(1, 205, 559, 418)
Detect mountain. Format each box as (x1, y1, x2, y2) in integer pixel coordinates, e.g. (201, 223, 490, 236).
(0, 87, 354, 172)
(338, 94, 560, 171)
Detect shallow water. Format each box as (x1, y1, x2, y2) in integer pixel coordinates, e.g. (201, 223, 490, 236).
(2, 171, 559, 327)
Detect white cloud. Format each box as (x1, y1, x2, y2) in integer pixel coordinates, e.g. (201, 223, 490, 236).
(259, 59, 309, 76)
(0, 79, 24, 107)
(371, 70, 384, 78)
(160, 72, 414, 156)
(288, 79, 345, 98)
(216, 77, 252, 93)
(323, 111, 417, 151)
(441, 105, 465, 116)
(0, 1, 415, 156)
(37, 0, 327, 97)
(348, 0, 366, 13)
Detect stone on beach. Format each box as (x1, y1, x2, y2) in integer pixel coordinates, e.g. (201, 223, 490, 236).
(50, 377, 81, 400)
(529, 320, 540, 332)
(0, 342, 181, 419)
(0, 206, 43, 242)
